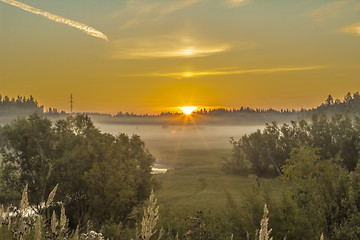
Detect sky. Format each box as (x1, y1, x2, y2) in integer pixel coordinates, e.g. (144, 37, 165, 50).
(1, 0, 360, 114)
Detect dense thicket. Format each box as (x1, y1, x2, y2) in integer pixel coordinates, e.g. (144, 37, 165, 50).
(226, 113, 360, 175)
(0, 114, 155, 226)
(239, 147, 360, 239)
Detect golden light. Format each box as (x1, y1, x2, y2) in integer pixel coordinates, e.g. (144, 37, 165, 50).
(183, 72, 193, 77)
(182, 48, 195, 56)
(179, 106, 198, 115)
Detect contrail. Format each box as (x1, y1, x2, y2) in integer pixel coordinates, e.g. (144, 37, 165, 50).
(1, 0, 108, 41)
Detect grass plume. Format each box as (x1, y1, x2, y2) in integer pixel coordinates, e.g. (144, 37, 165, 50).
(46, 183, 59, 208)
(34, 216, 42, 240)
(60, 204, 68, 231)
(51, 210, 58, 233)
(20, 183, 29, 217)
(140, 189, 159, 240)
(258, 204, 272, 240)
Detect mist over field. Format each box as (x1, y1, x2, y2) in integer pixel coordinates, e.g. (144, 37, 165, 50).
(94, 121, 263, 165)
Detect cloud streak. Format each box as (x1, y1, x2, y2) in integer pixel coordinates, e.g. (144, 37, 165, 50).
(114, 0, 251, 30)
(114, 0, 202, 30)
(339, 22, 360, 36)
(112, 44, 230, 59)
(122, 66, 328, 78)
(311, 0, 360, 23)
(1, 0, 108, 41)
(111, 34, 236, 59)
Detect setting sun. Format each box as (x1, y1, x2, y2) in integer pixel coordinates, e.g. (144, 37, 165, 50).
(179, 106, 197, 115)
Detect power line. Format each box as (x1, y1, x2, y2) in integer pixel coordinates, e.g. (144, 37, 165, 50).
(70, 94, 73, 113)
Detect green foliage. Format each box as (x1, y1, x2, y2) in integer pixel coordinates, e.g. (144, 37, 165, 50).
(221, 137, 250, 174)
(279, 147, 356, 239)
(0, 114, 155, 227)
(4, 110, 360, 239)
(0, 114, 55, 204)
(281, 146, 320, 181)
(232, 146, 360, 239)
(230, 113, 360, 175)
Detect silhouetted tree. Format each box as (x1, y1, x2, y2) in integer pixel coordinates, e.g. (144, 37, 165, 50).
(325, 95, 334, 106)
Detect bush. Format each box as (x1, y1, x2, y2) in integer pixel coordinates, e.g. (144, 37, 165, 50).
(230, 113, 360, 175)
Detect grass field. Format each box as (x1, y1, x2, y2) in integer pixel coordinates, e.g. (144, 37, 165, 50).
(95, 121, 282, 237)
(152, 147, 282, 235)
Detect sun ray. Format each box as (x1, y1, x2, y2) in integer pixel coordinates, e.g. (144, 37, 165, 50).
(179, 106, 198, 115)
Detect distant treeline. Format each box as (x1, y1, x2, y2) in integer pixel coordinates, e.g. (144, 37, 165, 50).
(1, 91, 359, 119)
(114, 91, 360, 118)
(0, 95, 43, 113)
(0, 94, 69, 117)
(194, 91, 360, 116)
(315, 92, 360, 114)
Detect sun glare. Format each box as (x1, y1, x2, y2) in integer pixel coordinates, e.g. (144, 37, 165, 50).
(182, 48, 195, 56)
(179, 106, 197, 115)
(183, 72, 193, 77)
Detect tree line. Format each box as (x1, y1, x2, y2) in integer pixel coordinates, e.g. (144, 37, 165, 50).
(318, 92, 360, 114)
(0, 95, 43, 113)
(96, 91, 360, 119)
(0, 91, 359, 119)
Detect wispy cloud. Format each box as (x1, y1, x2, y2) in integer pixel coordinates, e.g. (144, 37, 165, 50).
(111, 34, 237, 59)
(114, 0, 250, 29)
(339, 22, 360, 36)
(120, 66, 328, 78)
(113, 0, 202, 30)
(311, 0, 360, 23)
(110, 0, 255, 59)
(225, 0, 251, 8)
(1, 0, 108, 41)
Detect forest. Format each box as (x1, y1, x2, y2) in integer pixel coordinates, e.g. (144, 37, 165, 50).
(1, 92, 360, 124)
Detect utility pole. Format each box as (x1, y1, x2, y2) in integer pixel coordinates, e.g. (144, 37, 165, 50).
(70, 94, 73, 113)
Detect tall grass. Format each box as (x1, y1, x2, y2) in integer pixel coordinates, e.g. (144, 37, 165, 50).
(0, 184, 324, 240)
(0, 184, 103, 240)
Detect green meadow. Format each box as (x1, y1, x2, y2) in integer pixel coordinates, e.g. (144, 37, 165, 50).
(91, 121, 283, 236)
(151, 147, 282, 236)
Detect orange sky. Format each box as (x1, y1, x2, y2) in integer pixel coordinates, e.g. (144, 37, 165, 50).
(1, 0, 360, 114)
